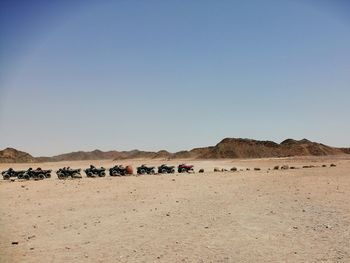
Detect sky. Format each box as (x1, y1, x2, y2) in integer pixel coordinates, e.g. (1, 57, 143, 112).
(0, 0, 350, 156)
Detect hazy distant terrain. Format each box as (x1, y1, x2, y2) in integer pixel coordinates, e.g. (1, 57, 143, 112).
(1, 138, 349, 163)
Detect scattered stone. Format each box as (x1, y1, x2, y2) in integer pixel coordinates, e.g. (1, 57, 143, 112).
(281, 165, 289, 170)
(290, 166, 297, 169)
(246, 168, 250, 171)
(273, 166, 279, 170)
(214, 167, 221, 172)
(230, 167, 237, 172)
(221, 169, 228, 172)
(12, 242, 18, 245)
(330, 163, 336, 167)
(166, 213, 170, 216)
(198, 169, 204, 173)
(322, 164, 327, 167)
(254, 168, 261, 171)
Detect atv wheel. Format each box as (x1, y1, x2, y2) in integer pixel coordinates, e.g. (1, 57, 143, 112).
(161, 169, 167, 174)
(181, 168, 187, 173)
(171, 169, 175, 173)
(99, 172, 106, 177)
(3, 174, 10, 180)
(39, 174, 45, 180)
(87, 172, 93, 177)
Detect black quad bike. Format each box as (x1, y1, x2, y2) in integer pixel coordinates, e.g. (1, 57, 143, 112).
(158, 164, 175, 174)
(56, 167, 82, 179)
(109, 165, 127, 176)
(24, 168, 52, 180)
(137, 165, 155, 175)
(1, 168, 26, 180)
(84, 165, 106, 177)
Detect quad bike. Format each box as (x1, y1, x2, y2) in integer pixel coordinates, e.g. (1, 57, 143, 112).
(56, 167, 82, 179)
(158, 164, 175, 174)
(1, 168, 26, 180)
(109, 165, 128, 176)
(178, 164, 194, 173)
(84, 165, 106, 177)
(137, 165, 155, 175)
(110, 165, 133, 176)
(24, 168, 52, 180)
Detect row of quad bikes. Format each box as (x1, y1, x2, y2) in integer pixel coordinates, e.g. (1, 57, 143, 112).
(1, 164, 194, 180)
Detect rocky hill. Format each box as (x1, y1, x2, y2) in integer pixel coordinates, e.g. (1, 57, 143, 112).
(186, 138, 346, 159)
(0, 148, 37, 163)
(1, 138, 349, 163)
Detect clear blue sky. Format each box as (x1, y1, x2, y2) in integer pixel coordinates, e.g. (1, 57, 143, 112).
(0, 0, 349, 156)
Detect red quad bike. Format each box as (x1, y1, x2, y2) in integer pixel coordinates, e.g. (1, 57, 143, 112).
(178, 164, 194, 173)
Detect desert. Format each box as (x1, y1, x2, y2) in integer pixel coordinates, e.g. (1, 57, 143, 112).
(2, 1, 350, 262)
(1, 156, 350, 262)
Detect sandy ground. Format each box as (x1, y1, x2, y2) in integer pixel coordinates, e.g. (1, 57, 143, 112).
(0, 156, 350, 262)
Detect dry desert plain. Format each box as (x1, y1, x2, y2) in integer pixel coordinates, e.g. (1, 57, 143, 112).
(1, 156, 350, 262)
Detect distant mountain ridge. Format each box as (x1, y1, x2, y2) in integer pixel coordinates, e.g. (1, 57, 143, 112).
(1, 138, 350, 163)
(36, 149, 172, 162)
